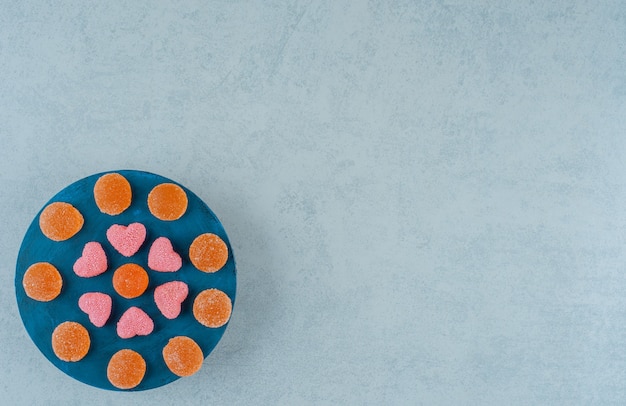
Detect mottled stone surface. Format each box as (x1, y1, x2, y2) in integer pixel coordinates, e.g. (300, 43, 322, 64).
(1, 1, 625, 404)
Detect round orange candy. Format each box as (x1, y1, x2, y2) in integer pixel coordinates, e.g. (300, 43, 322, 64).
(112, 263, 149, 299)
(189, 233, 228, 273)
(22, 262, 63, 302)
(147, 183, 188, 221)
(107, 349, 146, 390)
(193, 289, 232, 328)
(93, 173, 132, 215)
(39, 202, 84, 241)
(162, 336, 204, 377)
(52, 321, 90, 362)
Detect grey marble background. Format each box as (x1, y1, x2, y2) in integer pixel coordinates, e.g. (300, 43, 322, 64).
(1, 1, 625, 404)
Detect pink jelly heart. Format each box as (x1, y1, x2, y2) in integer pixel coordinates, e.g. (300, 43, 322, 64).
(73, 242, 108, 277)
(78, 292, 112, 327)
(116, 307, 154, 339)
(148, 237, 182, 272)
(154, 281, 189, 319)
(106, 222, 146, 257)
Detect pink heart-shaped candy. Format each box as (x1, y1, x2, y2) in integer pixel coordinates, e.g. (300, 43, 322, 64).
(148, 237, 182, 272)
(78, 292, 112, 327)
(116, 307, 154, 339)
(106, 223, 146, 257)
(73, 242, 108, 277)
(154, 281, 189, 319)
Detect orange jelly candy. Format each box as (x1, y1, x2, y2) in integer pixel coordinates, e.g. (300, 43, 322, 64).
(189, 233, 228, 273)
(162, 336, 204, 377)
(193, 289, 232, 328)
(22, 262, 63, 302)
(112, 263, 149, 299)
(51, 321, 90, 362)
(39, 202, 84, 241)
(147, 183, 188, 221)
(107, 349, 146, 389)
(93, 173, 132, 215)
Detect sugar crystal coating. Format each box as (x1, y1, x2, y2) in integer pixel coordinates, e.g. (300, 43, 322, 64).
(93, 173, 132, 215)
(117, 307, 154, 339)
(147, 183, 188, 221)
(154, 281, 188, 319)
(193, 288, 232, 328)
(51, 321, 90, 362)
(162, 336, 203, 377)
(39, 202, 84, 241)
(73, 242, 108, 278)
(23, 262, 63, 302)
(148, 237, 182, 272)
(107, 349, 146, 389)
(189, 233, 228, 273)
(106, 223, 146, 257)
(78, 292, 112, 327)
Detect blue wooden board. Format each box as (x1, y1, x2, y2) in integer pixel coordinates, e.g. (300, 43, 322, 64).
(15, 170, 236, 391)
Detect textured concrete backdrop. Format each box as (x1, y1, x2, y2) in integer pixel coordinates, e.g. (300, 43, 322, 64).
(1, 1, 625, 404)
